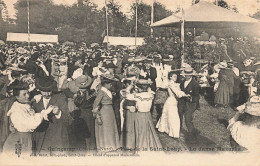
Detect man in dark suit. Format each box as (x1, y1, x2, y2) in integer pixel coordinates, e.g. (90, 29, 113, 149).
(32, 76, 71, 155)
(178, 67, 200, 143)
(139, 59, 157, 91)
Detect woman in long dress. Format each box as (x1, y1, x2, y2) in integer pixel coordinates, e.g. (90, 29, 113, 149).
(92, 74, 121, 152)
(120, 78, 136, 150)
(3, 81, 53, 157)
(214, 62, 235, 107)
(126, 79, 162, 150)
(156, 71, 189, 138)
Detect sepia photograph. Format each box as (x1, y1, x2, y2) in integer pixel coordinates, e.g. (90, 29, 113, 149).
(0, 0, 259, 165)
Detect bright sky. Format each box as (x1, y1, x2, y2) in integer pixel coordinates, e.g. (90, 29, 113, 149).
(3, 0, 260, 19)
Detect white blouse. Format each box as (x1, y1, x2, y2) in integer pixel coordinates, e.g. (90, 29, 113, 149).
(154, 64, 171, 88)
(168, 81, 186, 98)
(7, 102, 43, 132)
(126, 91, 154, 112)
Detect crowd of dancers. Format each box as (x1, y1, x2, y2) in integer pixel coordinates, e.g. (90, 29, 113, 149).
(0, 41, 259, 157)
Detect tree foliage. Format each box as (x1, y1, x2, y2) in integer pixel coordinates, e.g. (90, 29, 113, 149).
(129, 2, 173, 37)
(1, 0, 254, 43)
(3, 0, 175, 42)
(102, 1, 130, 37)
(213, 0, 239, 13)
(0, 0, 9, 40)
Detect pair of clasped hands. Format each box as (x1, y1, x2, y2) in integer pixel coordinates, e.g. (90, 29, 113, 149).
(165, 85, 192, 100)
(41, 105, 59, 121)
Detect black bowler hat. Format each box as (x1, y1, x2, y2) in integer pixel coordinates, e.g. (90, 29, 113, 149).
(35, 76, 57, 92)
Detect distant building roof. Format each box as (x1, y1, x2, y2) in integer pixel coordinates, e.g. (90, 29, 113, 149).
(103, 36, 144, 46)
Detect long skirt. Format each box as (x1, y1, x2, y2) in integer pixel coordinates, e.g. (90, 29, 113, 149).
(3, 132, 32, 157)
(214, 81, 230, 105)
(135, 112, 162, 150)
(95, 105, 120, 152)
(156, 96, 180, 138)
(121, 110, 136, 150)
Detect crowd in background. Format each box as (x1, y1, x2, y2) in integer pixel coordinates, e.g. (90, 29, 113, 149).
(0, 33, 260, 156)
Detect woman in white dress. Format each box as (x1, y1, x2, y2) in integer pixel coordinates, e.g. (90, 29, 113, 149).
(156, 71, 190, 138)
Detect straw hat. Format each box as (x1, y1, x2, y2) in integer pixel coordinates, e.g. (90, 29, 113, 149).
(101, 74, 119, 82)
(154, 54, 162, 59)
(145, 58, 153, 63)
(136, 79, 153, 85)
(129, 53, 135, 57)
(219, 61, 228, 69)
(46, 43, 54, 47)
(168, 55, 174, 59)
(180, 67, 196, 76)
(121, 76, 136, 82)
(17, 47, 28, 54)
(134, 56, 146, 62)
(75, 75, 92, 89)
(227, 60, 236, 67)
(162, 59, 171, 62)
